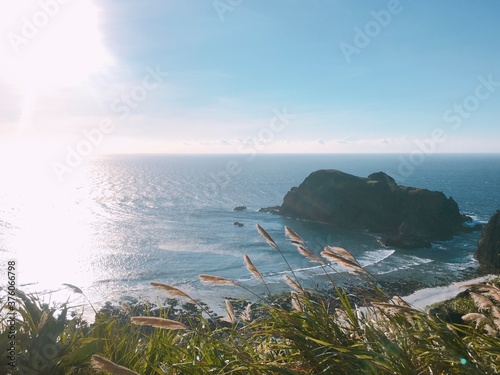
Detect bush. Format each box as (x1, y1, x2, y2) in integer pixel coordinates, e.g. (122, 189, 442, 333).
(0, 290, 96, 374)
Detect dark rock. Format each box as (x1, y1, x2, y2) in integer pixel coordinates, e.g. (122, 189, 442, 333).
(234, 206, 247, 211)
(428, 306, 465, 325)
(474, 210, 500, 271)
(233, 222, 244, 227)
(259, 206, 281, 214)
(381, 234, 432, 249)
(428, 290, 471, 326)
(277, 169, 469, 249)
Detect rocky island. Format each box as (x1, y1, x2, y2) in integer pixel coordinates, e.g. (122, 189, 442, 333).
(266, 169, 473, 249)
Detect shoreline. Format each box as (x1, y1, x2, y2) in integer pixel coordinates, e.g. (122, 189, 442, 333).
(402, 274, 497, 310)
(74, 272, 498, 324)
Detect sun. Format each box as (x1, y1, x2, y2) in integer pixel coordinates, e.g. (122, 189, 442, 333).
(0, 1, 114, 147)
(0, 1, 113, 92)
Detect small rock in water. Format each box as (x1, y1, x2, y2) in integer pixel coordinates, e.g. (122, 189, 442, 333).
(259, 206, 280, 214)
(234, 206, 247, 211)
(234, 222, 244, 227)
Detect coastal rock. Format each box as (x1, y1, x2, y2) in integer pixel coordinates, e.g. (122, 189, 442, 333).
(259, 206, 280, 214)
(234, 221, 244, 227)
(234, 206, 247, 211)
(277, 169, 470, 249)
(474, 210, 500, 270)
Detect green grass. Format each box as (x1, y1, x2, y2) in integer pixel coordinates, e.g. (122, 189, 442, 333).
(0, 290, 97, 374)
(2, 226, 500, 374)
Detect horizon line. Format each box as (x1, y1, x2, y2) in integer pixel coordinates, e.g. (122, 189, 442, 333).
(94, 151, 500, 156)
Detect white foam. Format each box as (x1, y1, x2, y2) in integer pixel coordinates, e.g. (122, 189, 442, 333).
(463, 212, 488, 225)
(158, 242, 238, 257)
(358, 249, 395, 267)
(373, 255, 434, 275)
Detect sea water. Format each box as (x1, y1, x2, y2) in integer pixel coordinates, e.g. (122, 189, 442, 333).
(1, 154, 499, 314)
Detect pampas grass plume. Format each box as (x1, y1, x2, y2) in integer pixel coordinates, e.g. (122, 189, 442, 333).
(283, 274, 302, 292)
(243, 254, 265, 282)
(199, 274, 238, 287)
(151, 281, 196, 304)
(131, 317, 188, 330)
(284, 226, 305, 245)
(91, 355, 140, 375)
(256, 224, 279, 251)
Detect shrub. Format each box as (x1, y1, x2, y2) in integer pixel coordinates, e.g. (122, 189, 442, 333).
(0, 290, 96, 374)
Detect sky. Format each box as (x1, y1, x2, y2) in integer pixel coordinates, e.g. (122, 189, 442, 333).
(1, 0, 500, 158)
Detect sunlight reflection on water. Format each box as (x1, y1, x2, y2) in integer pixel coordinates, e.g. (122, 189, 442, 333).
(0, 151, 100, 297)
(1, 153, 497, 319)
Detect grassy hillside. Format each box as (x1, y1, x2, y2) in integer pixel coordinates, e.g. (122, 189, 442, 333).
(2, 226, 499, 374)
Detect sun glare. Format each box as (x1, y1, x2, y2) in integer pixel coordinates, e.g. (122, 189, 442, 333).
(0, 1, 114, 150)
(0, 139, 97, 291)
(0, 1, 113, 92)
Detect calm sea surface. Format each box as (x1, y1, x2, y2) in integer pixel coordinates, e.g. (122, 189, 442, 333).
(1, 154, 499, 313)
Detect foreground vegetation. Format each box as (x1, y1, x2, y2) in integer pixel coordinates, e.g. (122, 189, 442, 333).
(2, 226, 500, 374)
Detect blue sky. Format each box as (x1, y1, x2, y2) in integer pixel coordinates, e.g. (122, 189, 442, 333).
(1, 0, 500, 155)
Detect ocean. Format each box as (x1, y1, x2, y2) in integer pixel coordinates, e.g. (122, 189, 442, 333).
(1, 154, 499, 315)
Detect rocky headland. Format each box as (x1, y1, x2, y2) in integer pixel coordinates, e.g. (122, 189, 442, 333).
(265, 169, 475, 249)
(474, 210, 500, 271)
